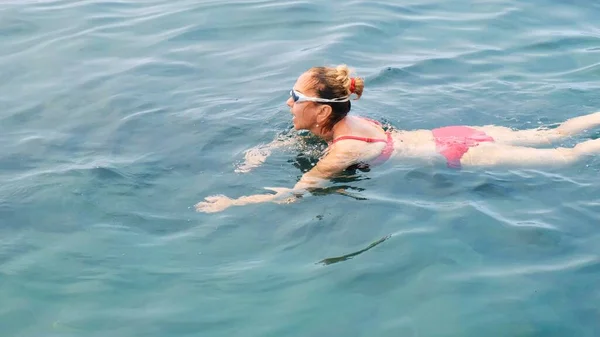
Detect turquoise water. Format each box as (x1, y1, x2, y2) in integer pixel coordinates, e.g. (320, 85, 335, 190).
(2, 0, 600, 335)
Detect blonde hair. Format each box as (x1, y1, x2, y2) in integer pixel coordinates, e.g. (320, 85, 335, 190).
(309, 64, 364, 99)
(307, 64, 365, 131)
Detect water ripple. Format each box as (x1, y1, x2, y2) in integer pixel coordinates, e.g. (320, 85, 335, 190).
(451, 255, 599, 279)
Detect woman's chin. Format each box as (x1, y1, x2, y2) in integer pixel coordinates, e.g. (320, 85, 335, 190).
(292, 120, 301, 130)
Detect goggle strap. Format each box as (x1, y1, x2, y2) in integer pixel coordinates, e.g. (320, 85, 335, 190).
(291, 89, 350, 103)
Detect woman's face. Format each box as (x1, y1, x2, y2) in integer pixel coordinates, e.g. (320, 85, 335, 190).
(287, 72, 321, 131)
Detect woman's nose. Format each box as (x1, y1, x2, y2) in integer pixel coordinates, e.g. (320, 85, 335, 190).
(286, 97, 293, 107)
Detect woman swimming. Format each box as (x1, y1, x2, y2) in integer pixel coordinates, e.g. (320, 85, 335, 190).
(195, 64, 600, 213)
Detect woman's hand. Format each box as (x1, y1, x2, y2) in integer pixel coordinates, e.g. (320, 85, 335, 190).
(235, 147, 270, 173)
(194, 195, 237, 213)
(234, 135, 300, 173)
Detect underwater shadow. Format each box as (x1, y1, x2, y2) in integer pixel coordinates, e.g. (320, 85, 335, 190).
(317, 234, 391, 265)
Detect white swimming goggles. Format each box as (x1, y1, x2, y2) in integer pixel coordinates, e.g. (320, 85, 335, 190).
(290, 89, 350, 103)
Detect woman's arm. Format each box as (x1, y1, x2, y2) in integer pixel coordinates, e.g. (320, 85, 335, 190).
(196, 143, 361, 213)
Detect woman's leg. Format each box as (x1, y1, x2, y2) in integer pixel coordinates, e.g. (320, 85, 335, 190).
(461, 138, 600, 168)
(472, 111, 600, 146)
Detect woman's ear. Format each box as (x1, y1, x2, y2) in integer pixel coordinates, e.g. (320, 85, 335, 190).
(317, 104, 332, 124)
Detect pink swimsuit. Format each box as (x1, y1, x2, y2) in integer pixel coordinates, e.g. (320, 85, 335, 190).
(431, 126, 495, 168)
(330, 119, 495, 170)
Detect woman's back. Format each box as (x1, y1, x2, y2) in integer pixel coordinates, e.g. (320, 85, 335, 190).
(330, 116, 394, 167)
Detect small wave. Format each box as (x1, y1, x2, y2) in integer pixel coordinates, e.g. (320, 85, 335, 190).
(451, 255, 599, 279)
(2, 154, 153, 183)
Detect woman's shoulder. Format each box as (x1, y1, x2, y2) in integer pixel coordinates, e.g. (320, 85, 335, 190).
(330, 116, 390, 149)
(338, 115, 387, 137)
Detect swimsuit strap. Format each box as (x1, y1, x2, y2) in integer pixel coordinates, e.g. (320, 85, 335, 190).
(370, 131, 394, 166)
(332, 135, 388, 144)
